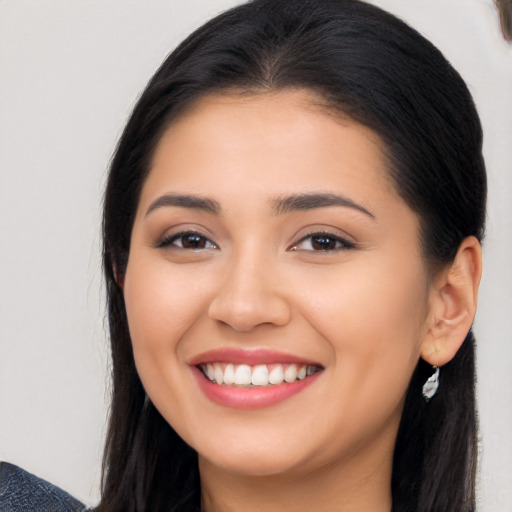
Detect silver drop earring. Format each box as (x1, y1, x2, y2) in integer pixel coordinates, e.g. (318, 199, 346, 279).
(422, 366, 440, 402)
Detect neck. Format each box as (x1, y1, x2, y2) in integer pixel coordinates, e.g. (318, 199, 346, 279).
(199, 442, 394, 512)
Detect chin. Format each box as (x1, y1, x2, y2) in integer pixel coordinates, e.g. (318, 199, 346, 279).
(191, 423, 333, 480)
(198, 448, 307, 478)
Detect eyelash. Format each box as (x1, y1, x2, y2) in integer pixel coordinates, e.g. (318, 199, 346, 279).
(157, 231, 217, 250)
(290, 231, 356, 252)
(157, 230, 355, 252)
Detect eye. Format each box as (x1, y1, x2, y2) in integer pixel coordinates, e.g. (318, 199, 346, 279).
(158, 231, 217, 250)
(290, 232, 355, 252)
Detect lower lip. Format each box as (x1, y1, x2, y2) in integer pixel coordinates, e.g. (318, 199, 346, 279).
(192, 366, 321, 409)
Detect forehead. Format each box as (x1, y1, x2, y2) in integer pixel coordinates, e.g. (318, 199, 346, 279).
(156, 89, 386, 159)
(144, 90, 398, 206)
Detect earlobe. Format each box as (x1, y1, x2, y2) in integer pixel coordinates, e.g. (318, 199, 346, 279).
(421, 236, 482, 367)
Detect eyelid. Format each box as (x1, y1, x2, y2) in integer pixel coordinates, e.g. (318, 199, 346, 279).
(156, 229, 218, 250)
(288, 230, 356, 252)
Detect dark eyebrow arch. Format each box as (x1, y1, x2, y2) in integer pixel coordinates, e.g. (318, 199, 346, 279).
(145, 194, 221, 217)
(272, 192, 375, 218)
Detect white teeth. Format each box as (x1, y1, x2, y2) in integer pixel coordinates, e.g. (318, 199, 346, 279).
(202, 362, 319, 387)
(284, 364, 298, 383)
(234, 364, 252, 386)
(213, 363, 224, 385)
(251, 365, 269, 386)
(268, 365, 284, 385)
(223, 363, 235, 385)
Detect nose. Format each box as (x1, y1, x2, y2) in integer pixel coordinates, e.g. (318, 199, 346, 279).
(208, 254, 292, 332)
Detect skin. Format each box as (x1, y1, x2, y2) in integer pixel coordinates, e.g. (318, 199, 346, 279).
(122, 90, 480, 512)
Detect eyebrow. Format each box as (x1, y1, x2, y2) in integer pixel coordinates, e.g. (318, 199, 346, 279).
(144, 191, 374, 219)
(272, 192, 375, 218)
(145, 194, 221, 217)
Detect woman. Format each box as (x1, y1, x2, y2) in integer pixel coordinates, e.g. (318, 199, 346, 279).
(99, 0, 485, 510)
(0, 0, 486, 511)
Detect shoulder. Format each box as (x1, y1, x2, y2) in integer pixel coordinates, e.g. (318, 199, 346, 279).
(0, 461, 87, 512)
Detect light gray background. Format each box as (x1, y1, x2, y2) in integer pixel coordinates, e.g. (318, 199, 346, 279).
(1, 0, 510, 509)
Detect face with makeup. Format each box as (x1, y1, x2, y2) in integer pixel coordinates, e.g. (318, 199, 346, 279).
(123, 90, 434, 484)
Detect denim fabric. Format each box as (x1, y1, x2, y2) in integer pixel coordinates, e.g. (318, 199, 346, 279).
(0, 462, 86, 512)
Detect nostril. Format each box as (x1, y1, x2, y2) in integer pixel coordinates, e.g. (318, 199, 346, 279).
(207, 289, 291, 331)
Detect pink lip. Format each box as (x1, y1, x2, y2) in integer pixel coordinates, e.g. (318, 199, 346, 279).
(189, 348, 322, 367)
(192, 366, 322, 409)
(189, 348, 323, 410)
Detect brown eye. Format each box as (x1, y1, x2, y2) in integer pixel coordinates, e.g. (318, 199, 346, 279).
(158, 231, 217, 250)
(181, 233, 208, 249)
(311, 235, 337, 251)
(290, 232, 355, 252)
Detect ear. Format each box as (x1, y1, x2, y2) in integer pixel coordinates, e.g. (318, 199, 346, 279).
(421, 236, 482, 367)
(113, 265, 125, 292)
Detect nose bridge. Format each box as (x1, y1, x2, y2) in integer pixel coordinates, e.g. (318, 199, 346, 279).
(207, 244, 291, 331)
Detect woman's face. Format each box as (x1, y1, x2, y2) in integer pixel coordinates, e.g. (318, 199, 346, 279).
(123, 90, 432, 479)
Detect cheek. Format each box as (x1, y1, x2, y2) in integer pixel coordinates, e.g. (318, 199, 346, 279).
(123, 260, 208, 375)
(296, 255, 428, 380)
(301, 261, 428, 442)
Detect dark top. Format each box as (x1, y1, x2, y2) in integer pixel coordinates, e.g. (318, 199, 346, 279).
(0, 462, 87, 512)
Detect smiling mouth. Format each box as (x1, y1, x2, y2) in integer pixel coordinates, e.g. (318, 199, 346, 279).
(198, 362, 321, 387)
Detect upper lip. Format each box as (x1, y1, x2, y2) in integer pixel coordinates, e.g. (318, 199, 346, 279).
(189, 348, 323, 368)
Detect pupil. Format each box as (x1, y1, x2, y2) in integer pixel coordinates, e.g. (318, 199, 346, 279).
(183, 234, 205, 249)
(312, 236, 336, 251)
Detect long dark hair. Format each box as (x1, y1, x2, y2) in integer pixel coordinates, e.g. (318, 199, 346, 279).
(98, 1, 486, 511)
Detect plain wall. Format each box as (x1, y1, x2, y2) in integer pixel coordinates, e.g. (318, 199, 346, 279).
(0, 0, 510, 509)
